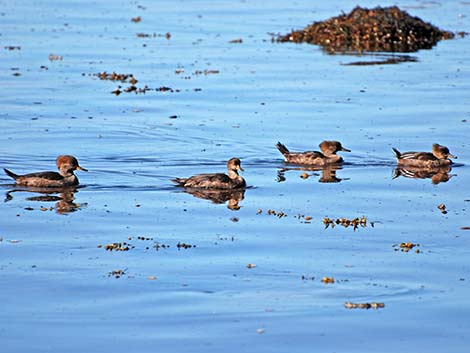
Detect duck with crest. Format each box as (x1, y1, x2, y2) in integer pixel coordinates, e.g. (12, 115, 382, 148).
(172, 157, 246, 190)
(4, 155, 87, 187)
(392, 143, 456, 168)
(276, 140, 350, 165)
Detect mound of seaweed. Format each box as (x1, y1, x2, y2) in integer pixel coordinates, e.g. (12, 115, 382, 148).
(277, 6, 454, 53)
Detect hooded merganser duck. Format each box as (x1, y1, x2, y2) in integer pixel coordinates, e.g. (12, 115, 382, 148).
(276, 140, 350, 165)
(392, 144, 456, 168)
(172, 157, 246, 190)
(3, 155, 87, 187)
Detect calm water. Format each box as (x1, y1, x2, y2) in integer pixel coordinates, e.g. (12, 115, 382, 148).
(1, 0, 470, 352)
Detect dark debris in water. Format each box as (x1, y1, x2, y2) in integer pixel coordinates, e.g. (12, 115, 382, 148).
(344, 302, 385, 309)
(96, 71, 137, 83)
(321, 276, 335, 284)
(323, 216, 369, 230)
(108, 269, 127, 278)
(393, 242, 420, 253)
(177, 242, 195, 249)
(258, 209, 370, 227)
(154, 241, 170, 251)
(91, 71, 199, 96)
(48, 53, 63, 61)
(136, 32, 171, 39)
(277, 6, 454, 53)
(194, 69, 220, 75)
(257, 208, 288, 218)
(101, 242, 134, 251)
(174, 68, 220, 80)
(437, 203, 447, 214)
(98, 236, 195, 252)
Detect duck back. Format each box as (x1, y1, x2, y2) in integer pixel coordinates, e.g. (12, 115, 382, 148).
(174, 173, 245, 189)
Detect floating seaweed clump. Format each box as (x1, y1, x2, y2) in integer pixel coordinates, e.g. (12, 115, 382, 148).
(277, 6, 454, 53)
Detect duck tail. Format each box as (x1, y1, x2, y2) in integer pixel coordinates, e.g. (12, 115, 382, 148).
(276, 142, 290, 157)
(4, 168, 18, 180)
(171, 178, 187, 186)
(392, 148, 401, 159)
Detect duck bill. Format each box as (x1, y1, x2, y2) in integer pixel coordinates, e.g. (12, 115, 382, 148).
(448, 154, 457, 159)
(77, 165, 88, 172)
(238, 166, 244, 172)
(341, 147, 351, 152)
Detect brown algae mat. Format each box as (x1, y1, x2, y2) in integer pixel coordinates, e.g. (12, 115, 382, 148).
(277, 6, 454, 53)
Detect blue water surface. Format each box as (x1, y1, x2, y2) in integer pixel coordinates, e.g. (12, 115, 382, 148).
(1, 1, 470, 352)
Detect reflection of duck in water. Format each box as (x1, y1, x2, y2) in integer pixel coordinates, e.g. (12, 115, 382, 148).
(172, 158, 246, 189)
(276, 140, 350, 165)
(392, 144, 457, 168)
(277, 164, 344, 183)
(318, 165, 343, 183)
(5, 186, 85, 214)
(182, 188, 245, 210)
(4, 155, 87, 187)
(393, 166, 455, 184)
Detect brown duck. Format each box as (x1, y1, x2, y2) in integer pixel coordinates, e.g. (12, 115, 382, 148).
(276, 140, 350, 165)
(4, 155, 87, 187)
(393, 143, 456, 168)
(172, 157, 246, 190)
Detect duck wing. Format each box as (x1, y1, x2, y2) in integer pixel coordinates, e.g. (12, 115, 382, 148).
(181, 173, 234, 189)
(177, 173, 245, 189)
(400, 152, 435, 161)
(19, 171, 64, 180)
(6, 170, 65, 187)
(285, 151, 323, 164)
(4, 169, 64, 181)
